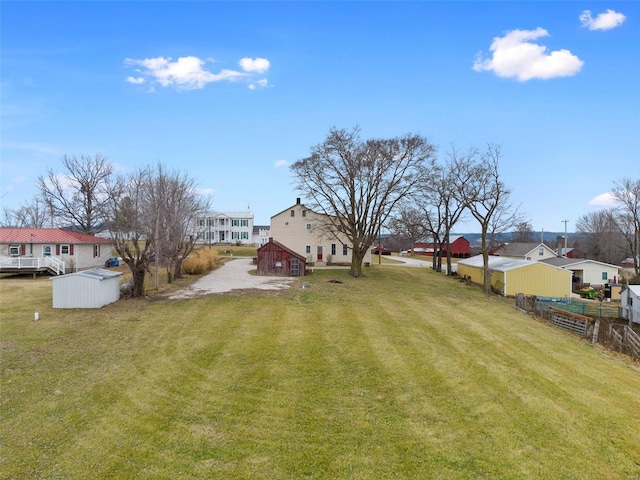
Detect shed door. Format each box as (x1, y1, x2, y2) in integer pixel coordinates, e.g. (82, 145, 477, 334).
(290, 258, 300, 276)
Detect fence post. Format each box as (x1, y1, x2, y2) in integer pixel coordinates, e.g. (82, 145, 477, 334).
(592, 319, 600, 344)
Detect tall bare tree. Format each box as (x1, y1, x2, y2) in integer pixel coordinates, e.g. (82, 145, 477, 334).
(420, 154, 469, 274)
(104, 168, 155, 297)
(612, 178, 640, 276)
(38, 154, 113, 234)
(103, 164, 209, 295)
(455, 144, 521, 295)
(148, 164, 210, 283)
(290, 126, 436, 277)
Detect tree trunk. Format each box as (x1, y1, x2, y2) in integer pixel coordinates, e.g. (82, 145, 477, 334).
(173, 258, 184, 280)
(350, 248, 366, 277)
(130, 262, 147, 297)
(481, 225, 491, 295)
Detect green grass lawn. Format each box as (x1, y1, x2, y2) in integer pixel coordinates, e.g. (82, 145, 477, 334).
(1, 266, 639, 479)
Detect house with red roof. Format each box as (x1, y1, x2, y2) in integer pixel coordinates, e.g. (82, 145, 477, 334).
(0, 228, 113, 275)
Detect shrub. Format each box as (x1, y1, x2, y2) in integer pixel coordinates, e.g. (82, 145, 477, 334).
(181, 249, 219, 275)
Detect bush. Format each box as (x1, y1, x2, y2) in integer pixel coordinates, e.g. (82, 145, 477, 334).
(181, 249, 219, 275)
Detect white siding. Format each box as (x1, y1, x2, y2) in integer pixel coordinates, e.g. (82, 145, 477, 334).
(52, 269, 122, 308)
(621, 286, 640, 324)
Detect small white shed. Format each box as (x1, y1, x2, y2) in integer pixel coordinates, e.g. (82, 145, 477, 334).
(51, 268, 123, 309)
(621, 285, 640, 324)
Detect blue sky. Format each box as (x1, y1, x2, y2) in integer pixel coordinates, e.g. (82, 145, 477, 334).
(1, 1, 638, 233)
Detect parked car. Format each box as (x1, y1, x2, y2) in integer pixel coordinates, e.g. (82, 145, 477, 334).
(372, 247, 392, 255)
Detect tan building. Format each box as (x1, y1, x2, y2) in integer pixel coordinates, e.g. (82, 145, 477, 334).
(457, 255, 572, 298)
(270, 199, 371, 267)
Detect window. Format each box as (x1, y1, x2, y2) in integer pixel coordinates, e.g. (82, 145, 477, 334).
(284, 221, 289, 226)
(602, 272, 608, 281)
(94, 244, 100, 257)
(343, 244, 348, 255)
(9, 245, 20, 256)
(60, 245, 70, 255)
(306, 223, 312, 230)
(232, 219, 240, 227)
(241, 232, 249, 240)
(241, 219, 248, 227)
(331, 244, 336, 255)
(302, 210, 307, 217)
(231, 232, 240, 240)
(538, 247, 544, 256)
(305, 245, 311, 254)
(290, 210, 295, 217)
(42, 245, 52, 257)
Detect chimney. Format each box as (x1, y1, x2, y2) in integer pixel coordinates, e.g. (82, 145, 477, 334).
(269, 237, 273, 242)
(296, 198, 301, 205)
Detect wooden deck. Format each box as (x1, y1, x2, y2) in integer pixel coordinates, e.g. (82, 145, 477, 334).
(0, 256, 66, 275)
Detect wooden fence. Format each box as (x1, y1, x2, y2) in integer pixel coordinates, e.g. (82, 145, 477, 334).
(515, 294, 640, 361)
(610, 325, 640, 359)
(549, 307, 590, 337)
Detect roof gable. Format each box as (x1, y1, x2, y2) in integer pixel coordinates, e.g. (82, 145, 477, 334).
(258, 239, 306, 261)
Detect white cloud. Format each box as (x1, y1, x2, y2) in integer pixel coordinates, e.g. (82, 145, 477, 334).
(124, 56, 245, 90)
(198, 187, 216, 196)
(274, 160, 289, 168)
(126, 76, 145, 85)
(239, 57, 270, 73)
(125, 55, 271, 91)
(248, 78, 269, 90)
(13, 176, 27, 184)
(588, 192, 616, 208)
(580, 9, 626, 31)
(473, 28, 584, 81)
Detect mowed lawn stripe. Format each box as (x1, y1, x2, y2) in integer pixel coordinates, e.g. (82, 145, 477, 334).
(1, 267, 640, 479)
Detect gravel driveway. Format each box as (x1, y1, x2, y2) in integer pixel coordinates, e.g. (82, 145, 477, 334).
(169, 257, 295, 299)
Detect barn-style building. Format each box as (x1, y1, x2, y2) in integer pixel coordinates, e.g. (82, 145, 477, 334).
(257, 239, 306, 276)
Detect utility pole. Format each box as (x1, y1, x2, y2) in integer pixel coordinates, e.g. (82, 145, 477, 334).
(562, 219, 569, 256)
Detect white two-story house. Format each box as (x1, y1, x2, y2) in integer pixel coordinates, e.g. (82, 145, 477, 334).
(270, 198, 371, 267)
(195, 211, 254, 245)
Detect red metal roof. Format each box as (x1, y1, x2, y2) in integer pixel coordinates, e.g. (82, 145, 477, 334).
(0, 228, 112, 244)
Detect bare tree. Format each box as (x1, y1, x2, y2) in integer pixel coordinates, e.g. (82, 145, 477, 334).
(1, 196, 53, 228)
(148, 164, 210, 283)
(38, 154, 113, 234)
(103, 164, 210, 295)
(388, 205, 428, 256)
(420, 154, 469, 274)
(511, 221, 534, 243)
(611, 178, 640, 276)
(575, 210, 625, 265)
(290, 126, 436, 277)
(455, 144, 521, 295)
(104, 168, 155, 297)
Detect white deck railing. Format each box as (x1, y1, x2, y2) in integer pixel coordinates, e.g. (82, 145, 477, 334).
(0, 256, 66, 275)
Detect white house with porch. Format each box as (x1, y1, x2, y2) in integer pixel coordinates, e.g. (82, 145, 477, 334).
(0, 228, 113, 275)
(194, 211, 254, 245)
